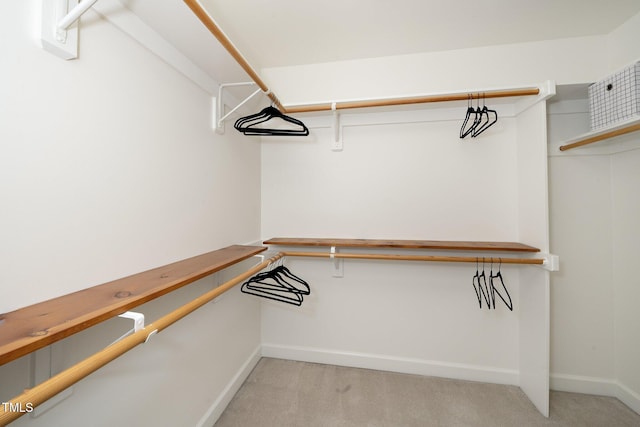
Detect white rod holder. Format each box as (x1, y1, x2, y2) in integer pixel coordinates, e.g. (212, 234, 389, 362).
(109, 311, 146, 346)
(215, 82, 259, 134)
(219, 88, 262, 127)
(331, 103, 343, 151)
(330, 246, 344, 277)
(118, 311, 145, 332)
(541, 253, 560, 272)
(57, 0, 100, 32)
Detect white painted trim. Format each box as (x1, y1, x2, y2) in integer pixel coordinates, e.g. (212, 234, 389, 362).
(550, 373, 640, 415)
(550, 373, 618, 396)
(617, 381, 640, 415)
(261, 343, 519, 386)
(195, 345, 262, 427)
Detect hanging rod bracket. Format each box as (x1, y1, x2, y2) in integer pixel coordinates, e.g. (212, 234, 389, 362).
(331, 102, 343, 151)
(118, 311, 145, 333)
(541, 253, 560, 272)
(213, 82, 262, 134)
(41, 0, 101, 60)
(330, 246, 344, 277)
(109, 311, 146, 346)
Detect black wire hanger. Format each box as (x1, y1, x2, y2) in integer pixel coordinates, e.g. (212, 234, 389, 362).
(460, 94, 478, 139)
(241, 258, 311, 306)
(472, 257, 491, 309)
(460, 93, 498, 139)
(234, 106, 309, 136)
(471, 93, 498, 137)
(489, 258, 513, 311)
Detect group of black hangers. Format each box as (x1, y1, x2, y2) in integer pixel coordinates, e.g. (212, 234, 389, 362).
(234, 106, 309, 136)
(241, 258, 311, 306)
(459, 94, 498, 139)
(472, 258, 513, 311)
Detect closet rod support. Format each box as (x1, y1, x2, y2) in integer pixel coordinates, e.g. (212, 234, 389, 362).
(110, 311, 146, 346)
(57, 0, 100, 34)
(330, 246, 344, 277)
(118, 311, 145, 333)
(215, 82, 261, 134)
(331, 103, 343, 151)
(541, 254, 559, 271)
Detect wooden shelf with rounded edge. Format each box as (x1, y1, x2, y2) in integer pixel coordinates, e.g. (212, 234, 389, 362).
(263, 237, 540, 252)
(0, 245, 266, 366)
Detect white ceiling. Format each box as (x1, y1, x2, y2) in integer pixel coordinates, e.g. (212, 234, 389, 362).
(120, 0, 640, 84)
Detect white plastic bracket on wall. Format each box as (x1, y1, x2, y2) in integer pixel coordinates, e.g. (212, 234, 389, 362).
(112, 311, 158, 344)
(541, 253, 560, 272)
(330, 246, 344, 277)
(331, 103, 343, 151)
(118, 311, 145, 333)
(213, 82, 260, 134)
(41, 0, 100, 60)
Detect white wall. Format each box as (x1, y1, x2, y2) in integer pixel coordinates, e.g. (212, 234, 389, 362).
(606, 11, 640, 73)
(611, 148, 640, 410)
(257, 11, 640, 414)
(2, 2, 639, 424)
(260, 103, 550, 387)
(0, 2, 260, 314)
(261, 10, 640, 108)
(0, 1, 261, 425)
(261, 110, 519, 241)
(547, 102, 616, 385)
(262, 36, 606, 107)
(547, 96, 640, 413)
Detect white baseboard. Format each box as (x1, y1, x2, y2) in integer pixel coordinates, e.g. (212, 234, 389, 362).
(550, 373, 618, 396)
(617, 381, 640, 415)
(550, 373, 640, 415)
(261, 343, 519, 386)
(196, 345, 262, 427)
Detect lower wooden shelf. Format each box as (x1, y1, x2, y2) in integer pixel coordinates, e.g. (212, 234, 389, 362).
(0, 245, 266, 366)
(263, 237, 540, 253)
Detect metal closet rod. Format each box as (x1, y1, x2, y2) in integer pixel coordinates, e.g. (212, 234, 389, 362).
(182, 0, 540, 114)
(0, 252, 286, 425)
(282, 251, 544, 265)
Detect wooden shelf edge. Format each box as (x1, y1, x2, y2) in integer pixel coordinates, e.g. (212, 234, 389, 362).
(263, 238, 540, 253)
(0, 245, 266, 366)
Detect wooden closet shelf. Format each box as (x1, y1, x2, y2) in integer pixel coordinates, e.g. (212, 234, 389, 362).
(0, 245, 266, 366)
(263, 238, 540, 252)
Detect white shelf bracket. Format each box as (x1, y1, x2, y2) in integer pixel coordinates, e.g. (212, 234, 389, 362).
(330, 246, 344, 277)
(331, 102, 343, 151)
(118, 311, 145, 332)
(541, 253, 560, 272)
(41, 0, 101, 60)
(110, 311, 146, 346)
(213, 82, 261, 134)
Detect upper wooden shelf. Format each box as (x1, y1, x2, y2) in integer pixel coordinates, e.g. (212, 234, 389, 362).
(263, 238, 540, 252)
(0, 245, 266, 366)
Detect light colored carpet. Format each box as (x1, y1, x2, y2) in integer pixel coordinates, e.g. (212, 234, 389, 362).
(214, 357, 640, 427)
